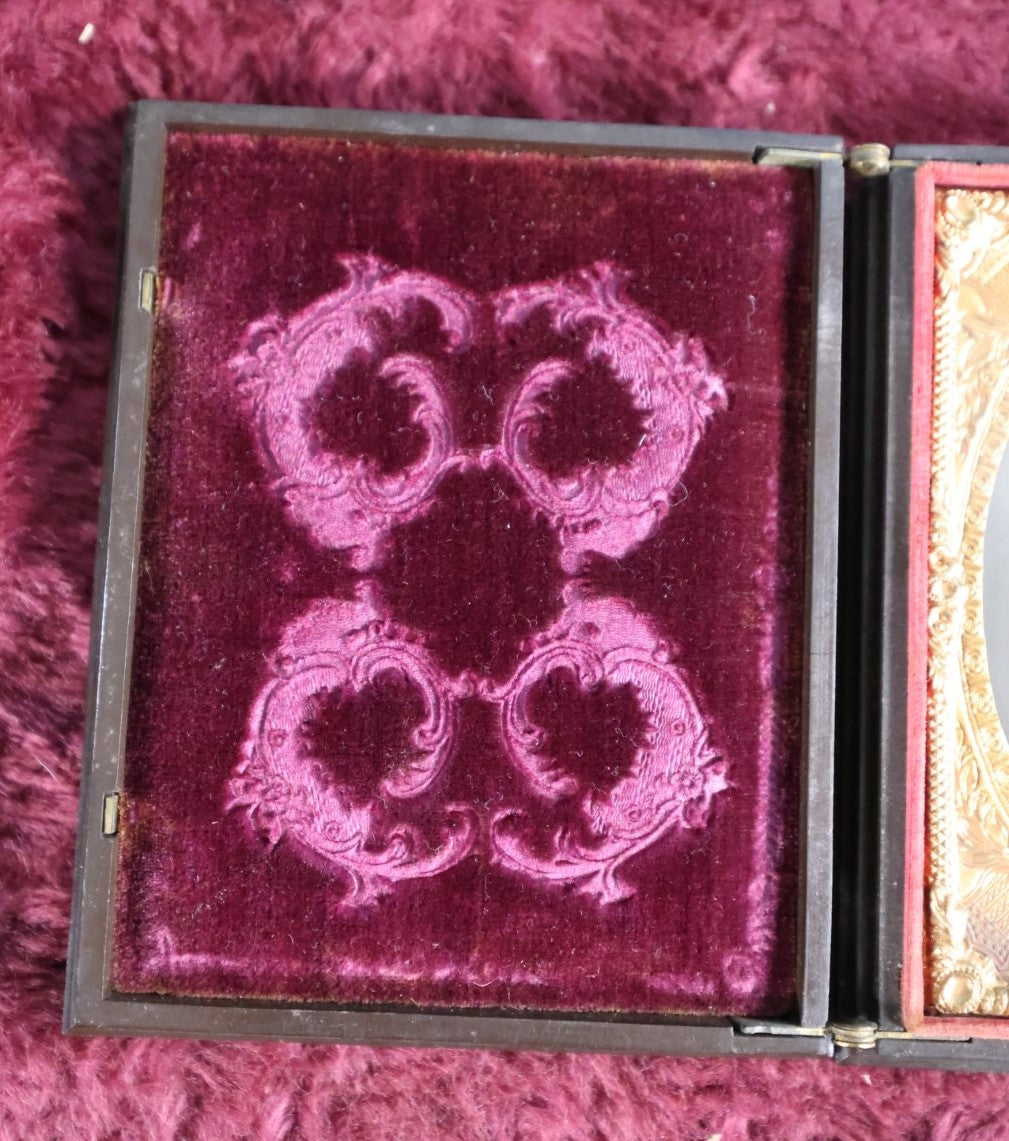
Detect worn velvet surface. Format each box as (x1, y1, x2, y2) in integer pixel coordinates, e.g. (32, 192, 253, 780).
(112, 130, 813, 1017)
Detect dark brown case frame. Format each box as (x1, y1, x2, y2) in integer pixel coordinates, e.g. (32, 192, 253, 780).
(66, 96, 922, 1064)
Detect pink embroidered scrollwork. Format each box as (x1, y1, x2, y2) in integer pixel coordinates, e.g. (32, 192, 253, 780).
(231, 254, 473, 569)
(228, 591, 475, 903)
(487, 589, 726, 903)
(497, 264, 727, 572)
(231, 258, 730, 907)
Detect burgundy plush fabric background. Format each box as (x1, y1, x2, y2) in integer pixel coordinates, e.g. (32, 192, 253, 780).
(5, 1, 1009, 1137)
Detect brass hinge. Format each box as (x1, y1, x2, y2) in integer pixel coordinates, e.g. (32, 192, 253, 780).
(741, 1020, 880, 1050)
(828, 1020, 878, 1049)
(756, 141, 921, 177)
(738, 1018, 969, 1051)
(101, 791, 121, 837)
(846, 143, 892, 178)
(845, 142, 922, 177)
(828, 1019, 971, 1049)
(139, 267, 158, 314)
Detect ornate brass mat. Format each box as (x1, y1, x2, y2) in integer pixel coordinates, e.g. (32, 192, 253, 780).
(927, 187, 1009, 1015)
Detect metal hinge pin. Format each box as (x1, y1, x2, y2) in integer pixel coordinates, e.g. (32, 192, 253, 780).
(828, 1020, 879, 1049)
(847, 143, 892, 178)
(139, 268, 157, 314)
(101, 791, 120, 837)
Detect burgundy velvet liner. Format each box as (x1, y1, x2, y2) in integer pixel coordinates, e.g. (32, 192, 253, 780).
(113, 130, 813, 1017)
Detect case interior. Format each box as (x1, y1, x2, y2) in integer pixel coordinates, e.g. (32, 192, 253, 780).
(63, 103, 844, 1058)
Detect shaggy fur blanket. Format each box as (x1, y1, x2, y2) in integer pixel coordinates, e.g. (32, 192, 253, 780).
(4, 1, 1009, 1137)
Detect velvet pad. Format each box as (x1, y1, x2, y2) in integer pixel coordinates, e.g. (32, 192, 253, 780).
(112, 130, 814, 1017)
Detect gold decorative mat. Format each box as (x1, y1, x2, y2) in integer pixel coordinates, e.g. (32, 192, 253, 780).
(927, 188, 1009, 1015)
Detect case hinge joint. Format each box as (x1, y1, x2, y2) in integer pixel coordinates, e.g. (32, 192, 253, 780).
(139, 268, 158, 314)
(828, 1019, 879, 1049)
(845, 143, 921, 176)
(101, 791, 120, 837)
(846, 143, 892, 177)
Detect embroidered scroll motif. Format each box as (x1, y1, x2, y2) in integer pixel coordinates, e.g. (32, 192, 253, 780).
(487, 587, 725, 903)
(498, 265, 726, 572)
(228, 590, 475, 903)
(229, 256, 728, 902)
(232, 255, 470, 569)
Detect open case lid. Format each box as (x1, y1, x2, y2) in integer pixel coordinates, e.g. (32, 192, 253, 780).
(64, 101, 843, 1056)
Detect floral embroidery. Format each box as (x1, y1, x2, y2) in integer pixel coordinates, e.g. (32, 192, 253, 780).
(229, 259, 728, 902)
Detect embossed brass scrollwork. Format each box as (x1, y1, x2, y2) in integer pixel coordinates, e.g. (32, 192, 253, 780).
(927, 188, 1009, 1015)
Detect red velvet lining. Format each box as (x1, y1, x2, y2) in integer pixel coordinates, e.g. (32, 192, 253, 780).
(112, 130, 814, 1017)
(904, 161, 939, 1035)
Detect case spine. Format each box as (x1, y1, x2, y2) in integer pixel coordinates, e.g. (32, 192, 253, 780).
(831, 170, 890, 1025)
